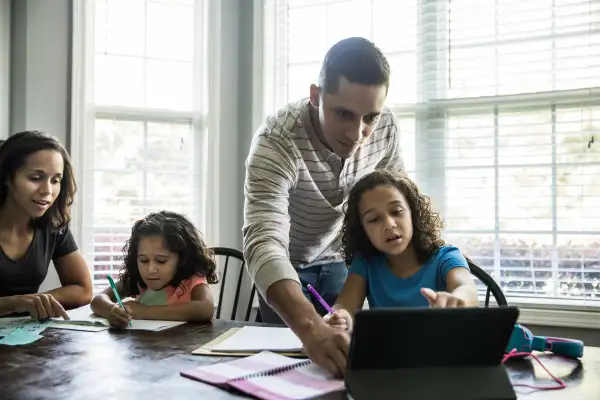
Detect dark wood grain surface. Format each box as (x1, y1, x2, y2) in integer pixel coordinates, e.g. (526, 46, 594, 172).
(0, 319, 597, 400)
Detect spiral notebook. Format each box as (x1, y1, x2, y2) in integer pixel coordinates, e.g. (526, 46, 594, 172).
(180, 350, 345, 400)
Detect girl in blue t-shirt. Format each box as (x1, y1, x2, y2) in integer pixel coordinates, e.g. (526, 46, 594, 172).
(325, 170, 478, 332)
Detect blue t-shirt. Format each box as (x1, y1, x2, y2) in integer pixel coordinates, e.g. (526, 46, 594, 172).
(349, 245, 470, 308)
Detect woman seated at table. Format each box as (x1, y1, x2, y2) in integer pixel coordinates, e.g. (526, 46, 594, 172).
(0, 131, 92, 320)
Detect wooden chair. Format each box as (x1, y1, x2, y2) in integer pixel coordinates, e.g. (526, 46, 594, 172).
(465, 256, 508, 307)
(211, 247, 260, 322)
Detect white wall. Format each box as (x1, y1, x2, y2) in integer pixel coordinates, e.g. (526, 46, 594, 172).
(216, 0, 242, 253)
(229, 0, 259, 318)
(10, 0, 70, 142)
(10, 0, 71, 291)
(0, 0, 9, 140)
(209, 0, 258, 319)
(206, 0, 241, 314)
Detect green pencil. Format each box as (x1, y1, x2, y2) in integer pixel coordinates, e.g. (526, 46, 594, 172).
(107, 275, 132, 327)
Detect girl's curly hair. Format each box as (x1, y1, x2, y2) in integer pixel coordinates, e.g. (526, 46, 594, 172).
(119, 210, 219, 297)
(341, 170, 445, 265)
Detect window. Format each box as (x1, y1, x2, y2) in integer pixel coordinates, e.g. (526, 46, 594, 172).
(78, 0, 207, 291)
(443, 104, 599, 303)
(263, 0, 600, 307)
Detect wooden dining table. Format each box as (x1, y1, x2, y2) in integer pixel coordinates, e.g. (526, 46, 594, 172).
(0, 318, 598, 399)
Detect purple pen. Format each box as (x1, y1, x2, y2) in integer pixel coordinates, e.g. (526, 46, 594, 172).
(306, 284, 336, 315)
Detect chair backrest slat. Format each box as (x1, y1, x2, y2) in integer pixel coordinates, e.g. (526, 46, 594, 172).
(211, 247, 259, 322)
(215, 254, 229, 319)
(231, 259, 246, 320)
(465, 256, 508, 307)
(245, 282, 256, 322)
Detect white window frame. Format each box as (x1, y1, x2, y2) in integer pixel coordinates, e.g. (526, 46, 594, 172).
(256, 0, 600, 328)
(70, 0, 222, 291)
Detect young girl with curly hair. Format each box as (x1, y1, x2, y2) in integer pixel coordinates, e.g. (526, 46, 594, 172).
(324, 170, 478, 332)
(91, 211, 218, 328)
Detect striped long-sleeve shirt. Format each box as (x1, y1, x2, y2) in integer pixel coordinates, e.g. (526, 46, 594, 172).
(243, 99, 406, 298)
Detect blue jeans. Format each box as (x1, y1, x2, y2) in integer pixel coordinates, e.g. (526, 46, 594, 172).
(258, 262, 348, 325)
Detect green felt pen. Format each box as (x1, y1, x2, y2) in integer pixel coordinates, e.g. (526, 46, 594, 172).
(107, 275, 132, 327)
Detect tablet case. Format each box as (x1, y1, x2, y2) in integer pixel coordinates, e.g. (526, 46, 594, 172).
(345, 307, 519, 400)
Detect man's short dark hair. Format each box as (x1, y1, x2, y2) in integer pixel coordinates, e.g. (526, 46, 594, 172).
(318, 37, 390, 94)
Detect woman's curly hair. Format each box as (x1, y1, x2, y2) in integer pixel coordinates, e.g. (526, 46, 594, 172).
(119, 210, 218, 297)
(341, 170, 445, 265)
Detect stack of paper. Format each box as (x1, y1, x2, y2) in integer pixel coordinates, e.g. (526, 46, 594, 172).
(209, 326, 304, 353)
(50, 305, 187, 332)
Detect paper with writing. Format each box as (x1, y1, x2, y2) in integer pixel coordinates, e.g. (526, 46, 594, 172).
(0, 319, 54, 346)
(0, 318, 54, 337)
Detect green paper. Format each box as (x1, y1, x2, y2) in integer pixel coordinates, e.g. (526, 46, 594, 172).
(0, 318, 54, 337)
(0, 327, 44, 346)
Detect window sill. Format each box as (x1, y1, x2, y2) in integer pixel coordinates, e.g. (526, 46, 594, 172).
(250, 302, 600, 329)
(366, 297, 600, 330)
(505, 297, 600, 330)
(505, 296, 600, 310)
(516, 307, 600, 330)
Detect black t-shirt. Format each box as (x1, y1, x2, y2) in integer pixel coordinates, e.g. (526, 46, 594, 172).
(0, 226, 78, 297)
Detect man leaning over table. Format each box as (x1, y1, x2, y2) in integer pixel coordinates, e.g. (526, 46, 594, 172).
(242, 37, 406, 377)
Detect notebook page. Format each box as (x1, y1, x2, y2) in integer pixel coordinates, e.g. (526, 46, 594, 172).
(211, 326, 303, 352)
(52, 305, 186, 331)
(229, 362, 345, 400)
(55, 305, 109, 326)
(128, 319, 186, 331)
(48, 323, 109, 332)
(180, 350, 305, 385)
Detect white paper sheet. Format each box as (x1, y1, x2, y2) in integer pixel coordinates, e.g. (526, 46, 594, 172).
(211, 326, 304, 353)
(50, 305, 187, 332)
(48, 323, 109, 332)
